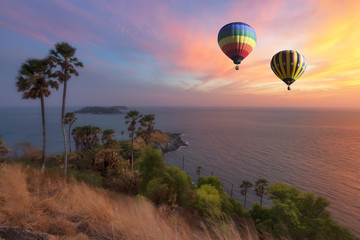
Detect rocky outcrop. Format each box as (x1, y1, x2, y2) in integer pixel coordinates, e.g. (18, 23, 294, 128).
(155, 133, 188, 154)
(0, 227, 49, 240)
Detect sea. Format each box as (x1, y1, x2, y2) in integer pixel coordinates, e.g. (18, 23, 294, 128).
(0, 106, 359, 236)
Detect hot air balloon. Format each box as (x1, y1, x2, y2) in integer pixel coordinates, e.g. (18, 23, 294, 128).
(270, 50, 307, 90)
(218, 22, 257, 70)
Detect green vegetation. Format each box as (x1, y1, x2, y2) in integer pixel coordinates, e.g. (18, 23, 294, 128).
(139, 114, 155, 144)
(249, 182, 358, 239)
(0, 133, 358, 239)
(240, 180, 253, 208)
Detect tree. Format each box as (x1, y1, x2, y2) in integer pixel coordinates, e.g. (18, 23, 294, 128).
(196, 166, 202, 177)
(101, 129, 116, 147)
(255, 178, 268, 207)
(240, 180, 253, 209)
(0, 135, 10, 156)
(125, 110, 142, 171)
(64, 112, 77, 154)
(49, 42, 83, 176)
(16, 58, 58, 172)
(71, 125, 102, 152)
(139, 114, 155, 144)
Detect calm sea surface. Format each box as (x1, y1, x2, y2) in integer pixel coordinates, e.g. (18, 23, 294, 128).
(0, 106, 359, 236)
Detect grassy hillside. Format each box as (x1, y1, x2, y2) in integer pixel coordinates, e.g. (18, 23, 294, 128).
(0, 164, 264, 240)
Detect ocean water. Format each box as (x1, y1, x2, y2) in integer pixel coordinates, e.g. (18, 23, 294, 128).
(0, 106, 359, 236)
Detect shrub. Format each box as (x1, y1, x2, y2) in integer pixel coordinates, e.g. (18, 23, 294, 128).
(137, 147, 166, 192)
(191, 184, 223, 220)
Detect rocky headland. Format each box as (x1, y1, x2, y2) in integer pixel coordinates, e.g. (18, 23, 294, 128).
(133, 130, 187, 154)
(154, 133, 188, 154)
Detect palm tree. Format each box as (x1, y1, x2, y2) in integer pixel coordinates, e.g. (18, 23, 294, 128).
(16, 58, 59, 172)
(196, 166, 202, 177)
(125, 110, 142, 171)
(49, 42, 83, 176)
(101, 129, 116, 146)
(139, 114, 155, 144)
(64, 112, 77, 154)
(240, 180, 253, 209)
(121, 130, 124, 140)
(254, 178, 268, 207)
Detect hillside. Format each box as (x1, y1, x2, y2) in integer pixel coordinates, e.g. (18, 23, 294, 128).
(0, 165, 260, 240)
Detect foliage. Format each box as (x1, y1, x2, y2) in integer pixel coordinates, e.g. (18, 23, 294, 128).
(118, 141, 140, 160)
(137, 147, 167, 192)
(67, 169, 103, 187)
(198, 176, 225, 194)
(138, 147, 193, 206)
(254, 178, 268, 207)
(125, 110, 142, 171)
(91, 148, 122, 176)
(64, 112, 77, 126)
(101, 129, 116, 146)
(139, 114, 155, 144)
(104, 161, 141, 195)
(72, 125, 102, 152)
(16, 57, 59, 172)
(249, 182, 358, 239)
(197, 176, 246, 220)
(16, 57, 58, 99)
(0, 135, 10, 156)
(49, 41, 83, 176)
(240, 180, 253, 208)
(192, 184, 223, 220)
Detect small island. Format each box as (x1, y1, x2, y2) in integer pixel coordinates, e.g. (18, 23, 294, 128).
(74, 106, 127, 114)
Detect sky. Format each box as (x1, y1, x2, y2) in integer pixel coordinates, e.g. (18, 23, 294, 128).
(1, 0, 360, 108)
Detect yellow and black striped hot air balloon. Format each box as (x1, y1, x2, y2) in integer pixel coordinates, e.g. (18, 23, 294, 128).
(270, 50, 307, 90)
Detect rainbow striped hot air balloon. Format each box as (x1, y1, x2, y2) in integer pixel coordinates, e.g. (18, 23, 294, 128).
(218, 22, 257, 70)
(270, 50, 307, 90)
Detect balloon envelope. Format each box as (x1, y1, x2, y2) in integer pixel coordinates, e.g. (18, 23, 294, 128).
(218, 22, 257, 67)
(270, 50, 307, 90)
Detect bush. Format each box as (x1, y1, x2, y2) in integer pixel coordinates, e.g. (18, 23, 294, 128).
(104, 164, 141, 195)
(138, 148, 193, 206)
(197, 176, 246, 219)
(137, 147, 166, 192)
(191, 184, 223, 220)
(249, 182, 359, 239)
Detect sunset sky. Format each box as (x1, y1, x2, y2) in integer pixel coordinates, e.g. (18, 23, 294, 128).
(1, 0, 360, 107)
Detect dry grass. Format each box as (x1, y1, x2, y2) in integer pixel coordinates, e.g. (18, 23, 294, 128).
(0, 164, 268, 240)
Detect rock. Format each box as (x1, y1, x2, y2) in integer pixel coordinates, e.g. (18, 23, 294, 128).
(155, 133, 188, 154)
(0, 226, 50, 240)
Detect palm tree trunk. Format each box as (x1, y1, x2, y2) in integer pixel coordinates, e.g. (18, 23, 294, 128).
(62, 79, 68, 176)
(260, 196, 263, 207)
(68, 125, 72, 154)
(244, 193, 247, 209)
(130, 130, 134, 171)
(40, 89, 46, 173)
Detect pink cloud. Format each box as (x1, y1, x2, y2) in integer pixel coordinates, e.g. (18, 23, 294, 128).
(0, 20, 54, 45)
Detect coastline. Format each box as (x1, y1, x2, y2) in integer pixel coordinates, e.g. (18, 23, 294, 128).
(155, 133, 188, 154)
